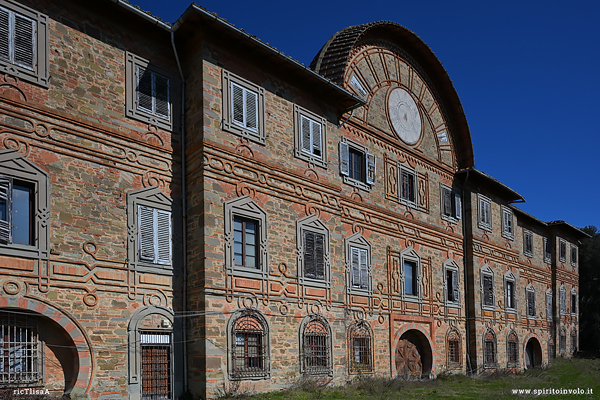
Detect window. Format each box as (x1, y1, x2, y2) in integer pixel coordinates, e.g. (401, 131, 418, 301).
(294, 105, 327, 167)
(571, 288, 577, 316)
(345, 233, 372, 296)
(559, 285, 566, 315)
(297, 215, 330, 288)
(225, 196, 268, 279)
(348, 321, 373, 373)
(300, 315, 332, 376)
(526, 284, 536, 318)
(507, 331, 518, 368)
(440, 185, 461, 222)
(400, 166, 418, 208)
(570, 245, 577, 266)
(546, 289, 553, 322)
(559, 239, 566, 262)
(571, 330, 577, 354)
(127, 187, 176, 274)
(222, 70, 265, 145)
(481, 265, 495, 310)
(126, 52, 175, 131)
(523, 230, 533, 257)
(501, 206, 514, 239)
(140, 332, 172, 399)
(483, 329, 497, 368)
(339, 139, 376, 190)
(504, 271, 516, 311)
(446, 329, 461, 368)
(401, 248, 421, 301)
(543, 237, 551, 263)
(548, 337, 555, 361)
(0, 150, 48, 259)
(444, 259, 460, 307)
(559, 329, 566, 354)
(477, 194, 492, 231)
(0, 311, 42, 386)
(0, 1, 48, 87)
(229, 310, 269, 380)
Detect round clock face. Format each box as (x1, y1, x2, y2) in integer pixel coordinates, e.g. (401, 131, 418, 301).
(388, 87, 422, 145)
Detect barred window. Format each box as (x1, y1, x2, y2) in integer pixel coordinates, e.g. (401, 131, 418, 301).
(447, 329, 461, 367)
(140, 332, 171, 400)
(571, 330, 577, 354)
(483, 330, 497, 368)
(231, 313, 268, 379)
(0, 311, 42, 386)
(301, 317, 331, 376)
(559, 330, 566, 354)
(507, 332, 518, 368)
(348, 321, 373, 373)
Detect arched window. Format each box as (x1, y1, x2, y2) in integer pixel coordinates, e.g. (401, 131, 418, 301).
(483, 329, 497, 369)
(229, 310, 269, 380)
(348, 321, 373, 373)
(446, 329, 461, 368)
(507, 331, 518, 368)
(300, 315, 332, 376)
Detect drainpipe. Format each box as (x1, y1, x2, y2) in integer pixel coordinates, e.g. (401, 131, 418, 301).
(460, 170, 472, 374)
(170, 31, 188, 394)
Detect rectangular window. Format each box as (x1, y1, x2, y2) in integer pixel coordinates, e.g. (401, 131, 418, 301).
(136, 66, 170, 120)
(233, 216, 258, 270)
(140, 332, 171, 400)
(559, 335, 566, 353)
(222, 70, 265, 144)
(339, 140, 375, 189)
(300, 115, 322, 157)
(235, 332, 263, 371)
(483, 275, 494, 307)
(351, 247, 368, 290)
(349, 148, 363, 182)
(231, 82, 258, 133)
(441, 186, 461, 221)
(404, 261, 418, 296)
(400, 167, 417, 207)
(446, 269, 459, 303)
(506, 281, 515, 309)
(138, 206, 172, 265)
(571, 293, 577, 314)
(527, 290, 536, 317)
(559, 240, 566, 262)
(352, 337, 371, 369)
(546, 293, 553, 321)
(0, 176, 33, 246)
(484, 340, 496, 365)
(543, 238, 551, 263)
(448, 340, 459, 364)
(305, 335, 327, 369)
(560, 288, 566, 315)
(478, 195, 491, 231)
(508, 341, 518, 365)
(294, 105, 327, 167)
(501, 207, 513, 239)
(303, 231, 325, 280)
(570, 246, 577, 265)
(524, 230, 533, 257)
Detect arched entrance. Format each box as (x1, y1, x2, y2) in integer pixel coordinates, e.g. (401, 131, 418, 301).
(395, 329, 432, 379)
(525, 337, 542, 368)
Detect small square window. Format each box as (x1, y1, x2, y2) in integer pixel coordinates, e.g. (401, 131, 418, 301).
(523, 230, 533, 257)
(501, 206, 513, 239)
(294, 105, 327, 167)
(477, 195, 492, 231)
(126, 52, 175, 131)
(0, 1, 48, 87)
(339, 139, 376, 190)
(400, 167, 418, 208)
(441, 185, 461, 222)
(223, 70, 265, 145)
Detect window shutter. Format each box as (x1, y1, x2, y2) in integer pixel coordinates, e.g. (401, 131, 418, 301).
(452, 270, 459, 303)
(300, 116, 311, 153)
(156, 209, 171, 265)
(351, 247, 360, 287)
(231, 83, 245, 126)
(138, 205, 155, 262)
(314, 233, 325, 280)
(359, 249, 368, 289)
(245, 88, 258, 131)
(154, 73, 170, 119)
(311, 120, 322, 157)
(366, 153, 376, 185)
(454, 193, 462, 219)
(546, 294, 552, 320)
(560, 290, 566, 314)
(136, 66, 153, 114)
(304, 231, 315, 279)
(0, 176, 11, 244)
(442, 188, 451, 216)
(13, 13, 34, 70)
(0, 9, 10, 62)
(339, 142, 349, 176)
(483, 275, 493, 306)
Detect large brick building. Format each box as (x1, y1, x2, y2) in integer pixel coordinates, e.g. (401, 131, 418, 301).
(0, 0, 586, 398)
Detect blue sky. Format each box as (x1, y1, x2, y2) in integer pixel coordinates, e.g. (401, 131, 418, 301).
(134, 0, 600, 230)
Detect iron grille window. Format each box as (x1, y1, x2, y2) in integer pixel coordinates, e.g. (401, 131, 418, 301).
(507, 333, 518, 367)
(302, 320, 330, 375)
(484, 331, 496, 368)
(233, 216, 258, 269)
(0, 312, 42, 386)
(559, 333, 566, 354)
(349, 322, 372, 373)
(231, 314, 268, 379)
(140, 332, 171, 400)
(447, 330, 460, 366)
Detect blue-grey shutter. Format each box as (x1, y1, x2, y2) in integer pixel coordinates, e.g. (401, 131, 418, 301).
(245, 88, 258, 131)
(359, 248, 368, 289)
(136, 66, 153, 114)
(366, 153, 376, 185)
(351, 247, 360, 287)
(304, 231, 315, 279)
(315, 233, 325, 279)
(311, 119, 322, 157)
(156, 209, 171, 265)
(154, 73, 170, 119)
(138, 205, 155, 262)
(13, 13, 34, 70)
(546, 293, 552, 320)
(0, 9, 10, 63)
(0, 176, 11, 244)
(442, 188, 451, 216)
(452, 270, 459, 303)
(339, 142, 349, 176)
(454, 193, 462, 219)
(301, 115, 311, 153)
(483, 275, 493, 306)
(231, 82, 245, 126)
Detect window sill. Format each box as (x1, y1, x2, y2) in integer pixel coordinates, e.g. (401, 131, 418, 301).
(478, 224, 492, 232)
(445, 301, 461, 309)
(343, 176, 371, 191)
(505, 308, 517, 314)
(299, 277, 331, 289)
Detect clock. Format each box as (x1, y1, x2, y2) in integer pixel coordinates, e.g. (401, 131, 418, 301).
(388, 87, 422, 145)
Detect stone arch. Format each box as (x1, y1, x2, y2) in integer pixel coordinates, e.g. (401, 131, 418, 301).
(393, 324, 434, 378)
(522, 333, 543, 368)
(0, 297, 93, 395)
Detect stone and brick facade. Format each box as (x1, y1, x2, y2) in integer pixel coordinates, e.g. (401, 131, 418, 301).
(0, 1, 586, 399)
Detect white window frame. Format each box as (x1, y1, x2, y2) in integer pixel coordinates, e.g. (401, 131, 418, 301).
(222, 70, 265, 145)
(294, 105, 327, 168)
(501, 206, 514, 240)
(296, 215, 331, 289)
(440, 184, 461, 223)
(481, 265, 495, 311)
(400, 247, 422, 302)
(339, 138, 376, 191)
(504, 271, 516, 313)
(526, 284, 536, 319)
(477, 194, 492, 232)
(444, 259, 461, 308)
(345, 233, 372, 296)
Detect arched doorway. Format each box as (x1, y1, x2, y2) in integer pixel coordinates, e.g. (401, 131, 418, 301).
(525, 337, 542, 368)
(395, 329, 432, 379)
